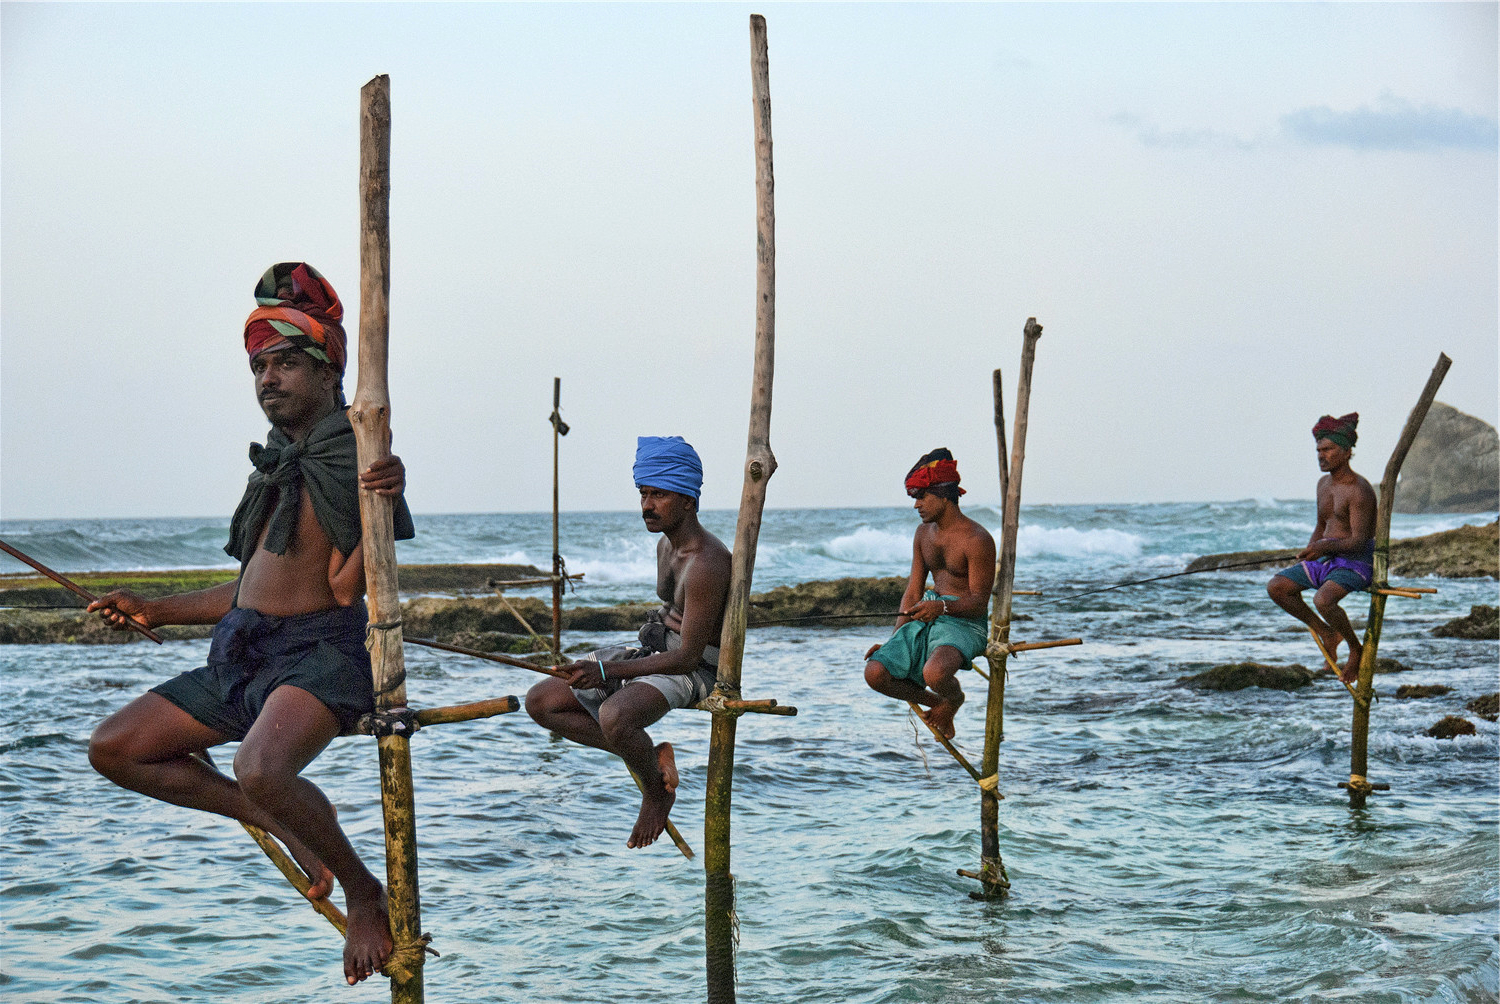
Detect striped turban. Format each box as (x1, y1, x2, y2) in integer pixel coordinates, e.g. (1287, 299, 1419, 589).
(243, 263, 347, 375)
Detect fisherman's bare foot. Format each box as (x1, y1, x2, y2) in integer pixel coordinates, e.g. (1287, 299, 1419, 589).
(627, 783, 676, 849)
(273, 829, 334, 901)
(655, 742, 679, 794)
(923, 694, 964, 740)
(1311, 624, 1342, 667)
(343, 885, 393, 985)
(1340, 641, 1363, 685)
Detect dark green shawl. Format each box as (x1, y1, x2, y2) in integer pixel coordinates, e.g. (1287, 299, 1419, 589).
(225, 408, 414, 563)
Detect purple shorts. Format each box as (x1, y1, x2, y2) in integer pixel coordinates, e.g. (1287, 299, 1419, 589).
(1274, 556, 1372, 593)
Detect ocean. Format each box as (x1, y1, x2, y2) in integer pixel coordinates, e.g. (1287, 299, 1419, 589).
(1, 502, 1496, 1003)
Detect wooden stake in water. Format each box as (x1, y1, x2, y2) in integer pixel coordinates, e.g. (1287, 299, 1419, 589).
(974, 318, 1043, 899)
(350, 74, 426, 1002)
(705, 16, 777, 1002)
(1343, 352, 1450, 808)
(549, 376, 568, 659)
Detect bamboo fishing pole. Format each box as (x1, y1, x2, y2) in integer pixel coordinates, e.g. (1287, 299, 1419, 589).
(550, 376, 568, 659)
(705, 17, 777, 1001)
(1343, 352, 1450, 808)
(0, 540, 164, 643)
(350, 74, 427, 1001)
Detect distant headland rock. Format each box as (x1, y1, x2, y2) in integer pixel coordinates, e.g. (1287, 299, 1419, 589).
(1394, 402, 1499, 514)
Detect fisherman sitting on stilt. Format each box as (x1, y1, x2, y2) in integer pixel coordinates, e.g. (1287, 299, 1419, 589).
(863, 449, 996, 739)
(1267, 413, 1376, 684)
(85, 263, 413, 985)
(525, 436, 731, 849)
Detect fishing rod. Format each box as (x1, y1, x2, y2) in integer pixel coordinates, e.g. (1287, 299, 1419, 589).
(0, 539, 164, 643)
(1035, 553, 1299, 605)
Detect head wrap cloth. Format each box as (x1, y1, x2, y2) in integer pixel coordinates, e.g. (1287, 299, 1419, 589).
(634, 436, 703, 502)
(1312, 413, 1359, 450)
(243, 263, 347, 374)
(905, 448, 965, 496)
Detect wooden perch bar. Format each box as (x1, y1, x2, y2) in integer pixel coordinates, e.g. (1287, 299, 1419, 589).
(705, 19, 778, 1001)
(351, 74, 427, 1000)
(241, 822, 350, 935)
(1347, 352, 1450, 807)
(905, 702, 1002, 797)
(413, 696, 520, 727)
(490, 573, 584, 590)
(990, 637, 1083, 657)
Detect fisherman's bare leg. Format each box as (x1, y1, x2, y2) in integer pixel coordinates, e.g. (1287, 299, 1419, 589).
(864, 660, 941, 707)
(1313, 582, 1362, 684)
(88, 693, 334, 899)
(596, 685, 673, 849)
(525, 677, 613, 752)
(233, 685, 391, 985)
(1268, 575, 1343, 662)
(920, 646, 968, 739)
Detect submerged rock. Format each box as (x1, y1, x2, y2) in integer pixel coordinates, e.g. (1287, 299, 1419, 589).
(1427, 716, 1477, 739)
(1432, 605, 1499, 640)
(1393, 402, 1499, 514)
(1395, 684, 1452, 699)
(1465, 693, 1498, 722)
(1176, 662, 1315, 691)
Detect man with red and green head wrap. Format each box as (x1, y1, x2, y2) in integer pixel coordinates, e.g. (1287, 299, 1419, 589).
(86, 263, 412, 985)
(862, 448, 996, 740)
(1268, 413, 1377, 684)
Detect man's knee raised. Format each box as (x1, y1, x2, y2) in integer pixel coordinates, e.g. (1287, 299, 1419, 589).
(863, 661, 888, 690)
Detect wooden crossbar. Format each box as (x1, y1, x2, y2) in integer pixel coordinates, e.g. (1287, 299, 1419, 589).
(1308, 627, 1368, 708)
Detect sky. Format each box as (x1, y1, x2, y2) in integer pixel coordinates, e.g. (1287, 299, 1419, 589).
(2, 3, 1496, 519)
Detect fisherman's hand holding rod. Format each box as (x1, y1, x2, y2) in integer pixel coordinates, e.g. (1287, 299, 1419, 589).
(0, 539, 163, 643)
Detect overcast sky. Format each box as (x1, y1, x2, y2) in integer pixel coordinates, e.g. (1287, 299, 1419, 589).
(3, 3, 1495, 519)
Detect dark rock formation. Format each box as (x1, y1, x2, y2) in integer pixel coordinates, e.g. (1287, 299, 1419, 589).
(1432, 605, 1499, 639)
(1426, 716, 1476, 739)
(1395, 684, 1452, 698)
(1465, 693, 1498, 722)
(1394, 402, 1499, 513)
(1176, 662, 1314, 691)
(1186, 521, 1497, 579)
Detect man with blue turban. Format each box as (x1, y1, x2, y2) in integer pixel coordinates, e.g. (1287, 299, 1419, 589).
(526, 436, 731, 850)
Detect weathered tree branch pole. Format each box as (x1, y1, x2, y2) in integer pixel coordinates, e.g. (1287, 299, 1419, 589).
(704, 15, 777, 1003)
(349, 74, 427, 1002)
(970, 319, 1043, 899)
(549, 376, 567, 658)
(1343, 352, 1451, 808)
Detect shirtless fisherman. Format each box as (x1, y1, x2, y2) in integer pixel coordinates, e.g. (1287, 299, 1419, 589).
(1267, 413, 1377, 683)
(863, 449, 996, 739)
(525, 436, 730, 849)
(86, 263, 414, 985)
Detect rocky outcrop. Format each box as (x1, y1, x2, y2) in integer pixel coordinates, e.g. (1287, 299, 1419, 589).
(1427, 716, 1476, 739)
(1432, 605, 1499, 639)
(1186, 521, 1498, 579)
(1394, 402, 1499, 513)
(1395, 684, 1452, 698)
(1175, 662, 1314, 691)
(1465, 693, 1498, 722)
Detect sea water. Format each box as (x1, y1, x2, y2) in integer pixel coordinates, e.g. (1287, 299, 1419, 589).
(1, 502, 1496, 1003)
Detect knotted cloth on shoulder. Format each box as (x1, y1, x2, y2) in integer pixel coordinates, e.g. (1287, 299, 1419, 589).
(225, 408, 414, 562)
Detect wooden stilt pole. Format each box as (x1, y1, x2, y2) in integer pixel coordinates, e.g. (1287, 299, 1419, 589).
(550, 377, 567, 659)
(1343, 352, 1450, 808)
(972, 319, 1043, 899)
(350, 74, 427, 1001)
(705, 16, 776, 1002)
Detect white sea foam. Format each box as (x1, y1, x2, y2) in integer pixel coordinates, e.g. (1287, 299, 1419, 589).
(1015, 524, 1144, 560)
(821, 526, 912, 565)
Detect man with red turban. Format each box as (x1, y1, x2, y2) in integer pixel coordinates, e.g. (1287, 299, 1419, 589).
(86, 263, 411, 985)
(1268, 413, 1377, 683)
(862, 449, 996, 739)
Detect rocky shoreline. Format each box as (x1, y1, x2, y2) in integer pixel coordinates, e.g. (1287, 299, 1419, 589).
(1184, 519, 1498, 579)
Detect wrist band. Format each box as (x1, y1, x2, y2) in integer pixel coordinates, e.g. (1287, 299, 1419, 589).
(941, 599, 949, 615)
(597, 657, 607, 682)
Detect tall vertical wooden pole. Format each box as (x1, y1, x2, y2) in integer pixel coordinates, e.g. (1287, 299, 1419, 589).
(551, 376, 564, 658)
(1345, 352, 1450, 808)
(349, 74, 425, 1003)
(976, 319, 1042, 898)
(705, 15, 776, 1002)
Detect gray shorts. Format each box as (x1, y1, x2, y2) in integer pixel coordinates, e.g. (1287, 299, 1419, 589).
(571, 644, 718, 722)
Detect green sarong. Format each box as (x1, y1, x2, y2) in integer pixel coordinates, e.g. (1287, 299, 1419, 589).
(869, 589, 988, 684)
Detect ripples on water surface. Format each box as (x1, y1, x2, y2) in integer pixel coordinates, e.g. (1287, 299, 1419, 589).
(1, 505, 1496, 1002)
